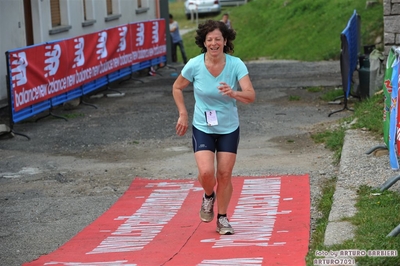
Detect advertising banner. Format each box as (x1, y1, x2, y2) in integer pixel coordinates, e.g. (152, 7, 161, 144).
(383, 48, 396, 147)
(129, 19, 166, 64)
(62, 24, 135, 88)
(9, 41, 70, 111)
(341, 10, 359, 99)
(7, 19, 166, 113)
(388, 53, 399, 169)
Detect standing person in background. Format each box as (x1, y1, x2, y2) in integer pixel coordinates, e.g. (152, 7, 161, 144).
(221, 13, 233, 30)
(172, 20, 255, 235)
(169, 14, 188, 64)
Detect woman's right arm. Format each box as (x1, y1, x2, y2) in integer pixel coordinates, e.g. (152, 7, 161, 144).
(172, 74, 191, 136)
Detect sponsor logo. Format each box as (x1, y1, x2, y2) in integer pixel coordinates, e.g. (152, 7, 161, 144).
(11, 52, 28, 87)
(73, 37, 85, 68)
(44, 44, 61, 77)
(151, 21, 159, 44)
(136, 23, 145, 46)
(96, 31, 108, 59)
(117, 26, 128, 52)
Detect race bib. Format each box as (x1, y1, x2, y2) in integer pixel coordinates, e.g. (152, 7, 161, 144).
(205, 110, 218, 126)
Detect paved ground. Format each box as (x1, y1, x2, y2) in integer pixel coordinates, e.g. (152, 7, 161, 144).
(0, 60, 351, 265)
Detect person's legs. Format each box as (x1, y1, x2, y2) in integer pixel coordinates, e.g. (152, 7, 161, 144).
(214, 127, 239, 234)
(215, 152, 236, 215)
(195, 151, 216, 196)
(192, 126, 239, 229)
(215, 152, 236, 234)
(192, 126, 217, 222)
(177, 40, 187, 64)
(195, 150, 216, 222)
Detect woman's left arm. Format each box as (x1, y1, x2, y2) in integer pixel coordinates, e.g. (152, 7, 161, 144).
(219, 74, 255, 104)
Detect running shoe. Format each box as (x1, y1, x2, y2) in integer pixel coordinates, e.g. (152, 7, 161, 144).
(199, 194, 215, 222)
(216, 216, 234, 235)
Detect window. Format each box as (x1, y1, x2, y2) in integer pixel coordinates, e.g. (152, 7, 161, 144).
(136, 0, 149, 14)
(49, 0, 72, 35)
(50, 0, 61, 27)
(104, 0, 121, 22)
(82, 0, 96, 27)
(106, 0, 112, 15)
(83, 0, 87, 20)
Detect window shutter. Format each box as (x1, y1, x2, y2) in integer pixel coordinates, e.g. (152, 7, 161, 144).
(83, 0, 87, 21)
(106, 0, 112, 15)
(50, 0, 61, 27)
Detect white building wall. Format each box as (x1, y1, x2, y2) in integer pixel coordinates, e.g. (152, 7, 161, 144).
(0, 0, 26, 103)
(0, 0, 159, 104)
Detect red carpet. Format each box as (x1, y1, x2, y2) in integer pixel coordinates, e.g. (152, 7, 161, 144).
(24, 175, 310, 266)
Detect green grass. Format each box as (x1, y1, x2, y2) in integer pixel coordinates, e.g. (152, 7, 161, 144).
(63, 113, 84, 119)
(307, 87, 323, 93)
(170, 0, 383, 62)
(307, 186, 400, 265)
(320, 87, 345, 101)
(168, 1, 197, 31)
(353, 94, 384, 136)
(306, 176, 337, 265)
(312, 125, 345, 164)
(289, 95, 300, 101)
(347, 186, 400, 265)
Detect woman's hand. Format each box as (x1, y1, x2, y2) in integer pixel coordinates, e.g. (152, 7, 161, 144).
(221, 75, 255, 104)
(218, 82, 236, 98)
(176, 114, 188, 136)
(172, 74, 190, 136)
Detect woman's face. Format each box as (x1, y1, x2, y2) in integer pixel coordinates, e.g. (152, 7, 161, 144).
(204, 29, 226, 56)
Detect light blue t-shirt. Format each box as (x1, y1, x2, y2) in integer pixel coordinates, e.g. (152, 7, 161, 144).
(181, 53, 249, 134)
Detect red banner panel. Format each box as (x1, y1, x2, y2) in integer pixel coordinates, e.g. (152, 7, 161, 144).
(10, 41, 70, 111)
(8, 19, 166, 112)
(62, 24, 135, 87)
(130, 19, 166, 64)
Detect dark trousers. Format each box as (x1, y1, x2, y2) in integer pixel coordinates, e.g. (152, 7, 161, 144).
(172, 40, 187, 64)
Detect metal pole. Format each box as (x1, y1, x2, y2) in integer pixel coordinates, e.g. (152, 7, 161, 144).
(189, 4, 198, 27)
(159, 0, 172, 65)
(387, 224, 400, 237)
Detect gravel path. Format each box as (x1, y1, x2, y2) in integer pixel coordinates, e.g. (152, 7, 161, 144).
(0, 60, 359, 265)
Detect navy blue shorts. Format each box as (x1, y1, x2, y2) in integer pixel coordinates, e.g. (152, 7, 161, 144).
(192, 126, 240, 154)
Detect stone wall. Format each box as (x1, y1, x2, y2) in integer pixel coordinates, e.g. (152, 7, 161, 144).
(384, 0, 400, 55)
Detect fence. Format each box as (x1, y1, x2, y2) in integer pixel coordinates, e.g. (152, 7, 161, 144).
(5, 19, 167, 138)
